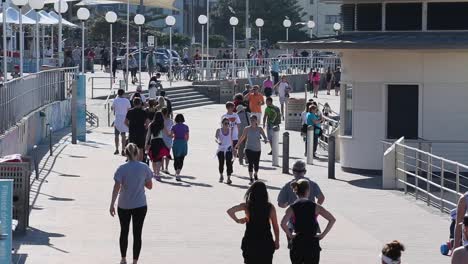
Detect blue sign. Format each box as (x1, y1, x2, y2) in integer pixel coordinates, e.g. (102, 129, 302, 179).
(0, 180, 13, 263)
(77, 74, 87, 142)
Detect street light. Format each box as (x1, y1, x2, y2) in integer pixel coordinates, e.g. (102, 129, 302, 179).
(229, 16, 238, 79)
(333, 22, 342, 35)
(54, 0, 68, 66)
(283, 18, 291, 56)
(29, 0, 44, 72)
(77, 7, 90, 74)
(255, 18, 264, 51)
(105, 11, 117, 93)
(307, 20, 316, 39)
(12, 0, 28, 77)
(198, 14, 207, 81)
(165, 15, 176, 87)
(134, 14, 144, 87)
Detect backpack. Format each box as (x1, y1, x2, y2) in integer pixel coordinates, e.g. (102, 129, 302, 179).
(271, 106, 282, 126)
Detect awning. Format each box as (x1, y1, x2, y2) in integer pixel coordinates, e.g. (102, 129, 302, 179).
(48, 11, 78, 28)
(74, 0, 177, 10)
(76, 0, 124, 6)
(38, 10, 60, 24)
(24, 9, 57, 25)
(0, 7, 36, 24)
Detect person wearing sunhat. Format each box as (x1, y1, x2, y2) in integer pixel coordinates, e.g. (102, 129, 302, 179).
(452, 215, 468, 263)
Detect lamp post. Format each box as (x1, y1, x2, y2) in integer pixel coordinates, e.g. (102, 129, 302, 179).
(307, 20, 316, 69)
(134, 14, 144, 87)
(206, 0, 209, 58)
(283, 19, 291, 56)
(2, 0, 7, 81)
(229, 16, 238, 80)
(29, 0, 44, 72)
(198, 15, 207, 81)
(165, 15, 176, 87)
(77, 7, 90, 74)
(255, 18, 264, 51)
(105, 11, 117, 93)
(12, 0, 27, 77)
(333, 22, 342, 35)
(54, 0, 68, 66)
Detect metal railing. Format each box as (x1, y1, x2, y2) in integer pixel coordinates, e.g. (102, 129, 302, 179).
(193, 55, 341, 81)
(385, 138, 468, 213)
(0, 66, 78, 134)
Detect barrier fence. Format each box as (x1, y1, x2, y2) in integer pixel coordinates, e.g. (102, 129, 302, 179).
(0, 66, 78, 134)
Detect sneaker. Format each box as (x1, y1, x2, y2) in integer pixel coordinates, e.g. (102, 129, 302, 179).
(114, 150, 119, 155)
(226, 179, 232, 185)
(268, 151, 272, 155)
(175, 176, 181, 182)
(153, 175, 161, 181)
(249, 178, 254, 185)
(254, 174, 258, 181)
(121, 150, 125, 156)
(219, 175, 224, 183)
(239, 159, 244, 165)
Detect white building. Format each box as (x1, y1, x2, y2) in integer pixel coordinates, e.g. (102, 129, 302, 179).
(283, 1, 468, 173)
(297, 0, 341, 37)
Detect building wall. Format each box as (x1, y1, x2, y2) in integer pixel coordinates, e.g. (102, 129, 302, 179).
(298, 0, 341, 37)
(339, 50, 468, 171)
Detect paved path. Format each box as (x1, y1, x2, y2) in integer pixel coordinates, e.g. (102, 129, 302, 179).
(13, 93, 450, 263)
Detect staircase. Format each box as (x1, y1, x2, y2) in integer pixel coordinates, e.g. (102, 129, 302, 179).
(143, 86, 216, 111)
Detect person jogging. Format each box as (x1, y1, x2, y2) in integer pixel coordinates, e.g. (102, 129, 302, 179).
(216, 118, 235, 184)
(281, 179, 336, 264)
(112, 89, 131, 155)
(171, 114, 189, 181)
(263, 97, 281, 155)
(110, 143, 153, 264)
(236, 115, 268, 184)
(227, 181, 280, 264)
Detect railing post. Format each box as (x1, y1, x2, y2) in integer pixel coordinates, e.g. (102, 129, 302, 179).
(427, 154, 431, 206)
(415, 148, 419, 200)
(282, 132, 290, 174)
(272, 126, 280, 167)
(307, 126, 314, 165)
(33, 145, 39, 180)
(440, 160, 445, 212)
(456, 164, 460, 194)
(49, 125, 53, 156)
(91, 77, 94, 99)
(107, 102, 111, 127)
(328, 135, 336, 179)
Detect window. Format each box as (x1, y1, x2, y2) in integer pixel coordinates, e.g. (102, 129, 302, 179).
(386, 3, 422, 31)
(356, 3, 382, 31)
(309, 15, 314, 21)
(344, 84, 353, 136)
(428, 2, 468, 30)
(341, 4, 355, 31)
(325, 15, 340, 25)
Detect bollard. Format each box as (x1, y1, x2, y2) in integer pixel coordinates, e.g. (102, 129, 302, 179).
(306, 125, 314, 165)
(328, 135, 336, 179)
(282, 132, 290, 174)
(272, 126, 280, 167)
(33, 145, 39, 180)
(107, 102, 111, 127)
(49, 126, 53, 156)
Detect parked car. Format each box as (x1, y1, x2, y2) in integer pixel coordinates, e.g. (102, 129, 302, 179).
(116, 50, 170, 72)
(155, 48, 181, 65)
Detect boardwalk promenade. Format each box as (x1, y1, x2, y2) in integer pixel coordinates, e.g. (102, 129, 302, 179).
(13, 93, 449, 263)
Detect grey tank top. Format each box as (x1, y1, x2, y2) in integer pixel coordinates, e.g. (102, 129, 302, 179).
(246, 127, 262, 152)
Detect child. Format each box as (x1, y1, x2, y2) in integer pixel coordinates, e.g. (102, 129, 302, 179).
(11, 65, 20, 78)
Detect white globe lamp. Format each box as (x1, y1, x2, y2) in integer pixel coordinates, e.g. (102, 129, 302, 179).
(105, 11, 117, 23)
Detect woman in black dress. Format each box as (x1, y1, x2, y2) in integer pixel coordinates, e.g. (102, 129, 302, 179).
(227, 181, 280, 264)
(281, 179, 336, 264)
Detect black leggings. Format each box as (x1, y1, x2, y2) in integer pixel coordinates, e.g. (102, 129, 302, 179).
(174, 156, 185, 171)
(217, 150, 233, 176)
(245, 149, 261, 172)
(118, 206, 147, 260)
(290, 238, 321, 264)
(130, 68, 137, 78)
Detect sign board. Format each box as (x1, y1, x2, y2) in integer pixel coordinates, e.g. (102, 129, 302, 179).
(285, 98, 306, 131)
(246, 28, 251, 39)
(148, 36, 155, 47)
(0, 180, 13, 264)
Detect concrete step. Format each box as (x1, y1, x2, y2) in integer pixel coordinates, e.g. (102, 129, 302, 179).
(172, 101, 217, 111)
(172, 97, 213, 107)
(166, 91, 199, 98)
(171, 94, 208, 102)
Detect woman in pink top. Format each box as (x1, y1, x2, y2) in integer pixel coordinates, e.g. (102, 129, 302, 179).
(312, 70, 320, 98)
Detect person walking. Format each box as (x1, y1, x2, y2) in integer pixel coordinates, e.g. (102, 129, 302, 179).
(455, 192, 468, 247)
(312, 71, 320, 98)
(452, 216, 468, 264)
(145, 49, 157, 78)
(245, 85, 265, 123)
(216, 118, 235, 184)
(263, 97, 281, 155)
(271, 59, 280, 85)
(221, 101, 241, 151)
(112, 89, 131, 155)
(100, 46, 106, 71)
(325, 67, 332, 95)
(227, 181, 280, 264)
(146, 112, 171, 180)
(280, 179, 336, 264)
(72, 46, 81, 69)
(87, 47, 96, 73)
(159, 91, 173, 119)
(171, 114, 189, 181)
(333, 67, 341, 96)
(112, 55, 119, 81)
(236, 105, 250, 165)
(263, 76, 274, 98)
(125, 98, 147, 161)
(273, 75, 292, 120)
(109, 143, 153, 264)
(380, 240, 405, 264)
(306, 105, 322, 158)
(235, 115, 268, 184)
(161, 107, 173, 175)
(128, 54, 138, 85)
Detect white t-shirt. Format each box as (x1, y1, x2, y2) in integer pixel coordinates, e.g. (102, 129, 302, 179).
(278, 81, 289, 98)
(221, 113, 241, 140)
(112, 97, 131, 116)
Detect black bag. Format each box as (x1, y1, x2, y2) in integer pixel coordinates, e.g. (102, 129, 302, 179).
(301, 124, 308, 134)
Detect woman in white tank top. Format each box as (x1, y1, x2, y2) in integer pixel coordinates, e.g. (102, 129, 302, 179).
(215, 118, 235, 185)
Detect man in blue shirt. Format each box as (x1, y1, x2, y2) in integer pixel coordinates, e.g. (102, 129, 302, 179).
(306, 104, 322, 158)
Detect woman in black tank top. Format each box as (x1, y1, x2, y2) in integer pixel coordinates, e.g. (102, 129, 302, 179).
(227, 181, 280, 264)
(281, 179, 336, 264)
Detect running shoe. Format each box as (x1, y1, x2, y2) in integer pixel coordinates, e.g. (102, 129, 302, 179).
(176, 176, 181, 182)
(249, 178, 254, 185)
(114, 150, 119, 155)
(226, 179, 232, 185)
(153, 174, 161, 181)
(219, 175, 224, 183)
(121, 150, 125, 156)
(254, 174, 258, 181)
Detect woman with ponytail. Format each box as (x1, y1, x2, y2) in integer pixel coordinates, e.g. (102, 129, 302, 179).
(110, 143, 153, 264)
(281, 179, 336, 264)
(380, 240, 405, 264)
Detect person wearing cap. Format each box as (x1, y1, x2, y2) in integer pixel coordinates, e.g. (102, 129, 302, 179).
(453, 215, 468, 263)
(455, 192, 468, 247)
(236, 104, 250, 165)
(277, 160, 325, 208)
